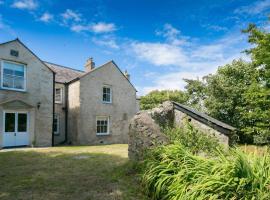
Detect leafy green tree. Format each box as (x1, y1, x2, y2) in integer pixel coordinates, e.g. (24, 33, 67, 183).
(184, 60, 263, 143)
(184, 78, 206, 111)
(204, 60, 257, 129)
(140, 90, 188, 110)
(241, 23, 270, 143)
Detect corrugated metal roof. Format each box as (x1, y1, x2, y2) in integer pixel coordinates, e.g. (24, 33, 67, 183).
(44, 61, 84, 83)
(173, 102, 236, 132)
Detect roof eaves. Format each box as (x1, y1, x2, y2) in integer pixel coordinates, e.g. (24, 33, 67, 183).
(43, 61, 85, 73)
(173, 102, 236, 133)
(71, 60, 137, 92)
(0, 38, 55, 74)
(110, 60, 137, 92)
(0, 38, 19, 46)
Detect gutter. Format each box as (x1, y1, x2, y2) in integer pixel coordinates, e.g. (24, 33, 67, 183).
(52, 73, 55, 147)
(59, 82, 68, 144)
(64, 83, 68, 143)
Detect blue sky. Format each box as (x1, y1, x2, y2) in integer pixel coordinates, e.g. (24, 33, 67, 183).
(0, 0, 270, 95)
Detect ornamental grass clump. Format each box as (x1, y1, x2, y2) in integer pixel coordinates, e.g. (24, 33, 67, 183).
(142, 144, 270, 200)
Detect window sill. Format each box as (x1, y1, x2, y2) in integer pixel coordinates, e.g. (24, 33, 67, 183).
(54, 133, 60, 136)
(102, 101, 112, 104)
(96, 133, 110, 136)
(0, 87, 27, 93)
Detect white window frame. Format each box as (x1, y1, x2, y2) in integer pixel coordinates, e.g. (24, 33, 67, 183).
(0, 60, 27, 92)
(96, 116, 110, 136)
(53, 114, 60, 135)
(102, 85, 112, 104)
(55, 88, 63, 104)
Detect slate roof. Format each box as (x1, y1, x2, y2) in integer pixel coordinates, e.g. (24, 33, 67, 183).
(173, 102, 236, 133)
(44, 61, 85, 83)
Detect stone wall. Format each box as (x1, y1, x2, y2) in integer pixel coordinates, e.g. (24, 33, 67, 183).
(174, 109, 229, 145)
(0, 40, 54, 148)
(128, 111, 169, 160)
(71, 61, 137, 145)
(128, 101, 230, 160)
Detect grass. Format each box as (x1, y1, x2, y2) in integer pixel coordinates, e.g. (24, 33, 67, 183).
(238, 144, 269, 156)
(142, 144, 270, 200)
(0, 144, 148, 200)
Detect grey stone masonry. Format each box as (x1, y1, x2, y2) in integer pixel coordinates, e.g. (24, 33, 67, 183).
(128, 101, 234, 160)
(128, 111, 169, 160)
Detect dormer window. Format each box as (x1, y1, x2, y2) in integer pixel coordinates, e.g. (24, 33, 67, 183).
(102, 85, 112, 103)
(1, 60, 26, 91)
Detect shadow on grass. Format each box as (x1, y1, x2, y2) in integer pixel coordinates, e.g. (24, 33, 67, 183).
(0, 150, 147, 200)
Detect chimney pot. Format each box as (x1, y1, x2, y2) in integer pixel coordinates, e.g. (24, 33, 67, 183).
(85, 57, 95, 72)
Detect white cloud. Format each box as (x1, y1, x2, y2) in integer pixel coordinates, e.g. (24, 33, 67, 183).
(40, 12, 53, 23)
(131, 42, 188, 66)
(234, 0, 270, 15)
(203, 24, 228, 32)
(92, 36, 119, 49)
(70, 24, 91, 32)
(140, 71, 206, 95)
(70, 22, 117, 34)
(131, 30, 248, 70)
(11, 0, 37, 10)
(131, 24, 251, 95)
(91, 22, 116, 33)
(61, 9, 81, 22)
(156, 23, 189, 46)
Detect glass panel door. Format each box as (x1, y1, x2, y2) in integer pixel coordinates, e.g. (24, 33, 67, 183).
(5, 113, 15, 132)
(18, 113, 27, 132)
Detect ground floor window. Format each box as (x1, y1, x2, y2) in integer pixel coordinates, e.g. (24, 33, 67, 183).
(96, 116, 110, 135)
(53, 114, 60, 135)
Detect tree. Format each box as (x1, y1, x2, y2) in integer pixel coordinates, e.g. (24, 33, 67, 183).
(204, 60, 257, 128)
(241, 23, 270, 143)
(184, 60, 262, 143)
(140, 90, 188, 110)
(183, 78, 206, 111)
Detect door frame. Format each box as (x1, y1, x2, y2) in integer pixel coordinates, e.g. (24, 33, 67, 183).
(2, 110, 29, 147)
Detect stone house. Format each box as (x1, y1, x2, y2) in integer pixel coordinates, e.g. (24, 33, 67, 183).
(0, 39, 137, 148)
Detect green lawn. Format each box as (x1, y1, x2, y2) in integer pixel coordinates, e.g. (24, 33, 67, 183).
(0, 144, 148, 200)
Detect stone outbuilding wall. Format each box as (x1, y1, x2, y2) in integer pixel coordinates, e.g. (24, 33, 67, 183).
(128, 101, 235, 160)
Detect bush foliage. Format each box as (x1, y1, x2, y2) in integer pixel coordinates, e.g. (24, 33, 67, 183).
(163, 123, 222, 155)
(142, 144, 270, 200)
(141, 124, 270, 199)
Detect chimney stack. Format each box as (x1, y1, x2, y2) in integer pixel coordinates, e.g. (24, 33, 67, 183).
(124, 70, 130, 80)
(85, 57, 95, 72)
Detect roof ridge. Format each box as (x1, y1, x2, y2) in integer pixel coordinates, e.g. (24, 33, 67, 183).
(172, 102, 236, 132)
(44, 61, 85, 73)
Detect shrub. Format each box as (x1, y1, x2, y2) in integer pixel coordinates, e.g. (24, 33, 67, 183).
(142, 144, 270, 200)
(163, 122, 222, 155)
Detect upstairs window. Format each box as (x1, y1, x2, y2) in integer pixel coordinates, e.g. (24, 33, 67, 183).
(1, 61, 26, 91)
(96, 116, 110, 135)
(55, 88, 63, 103)
(102, 86, 112, 103)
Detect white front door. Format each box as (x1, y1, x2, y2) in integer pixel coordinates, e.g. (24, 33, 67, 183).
(3, 111, 29, 147)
